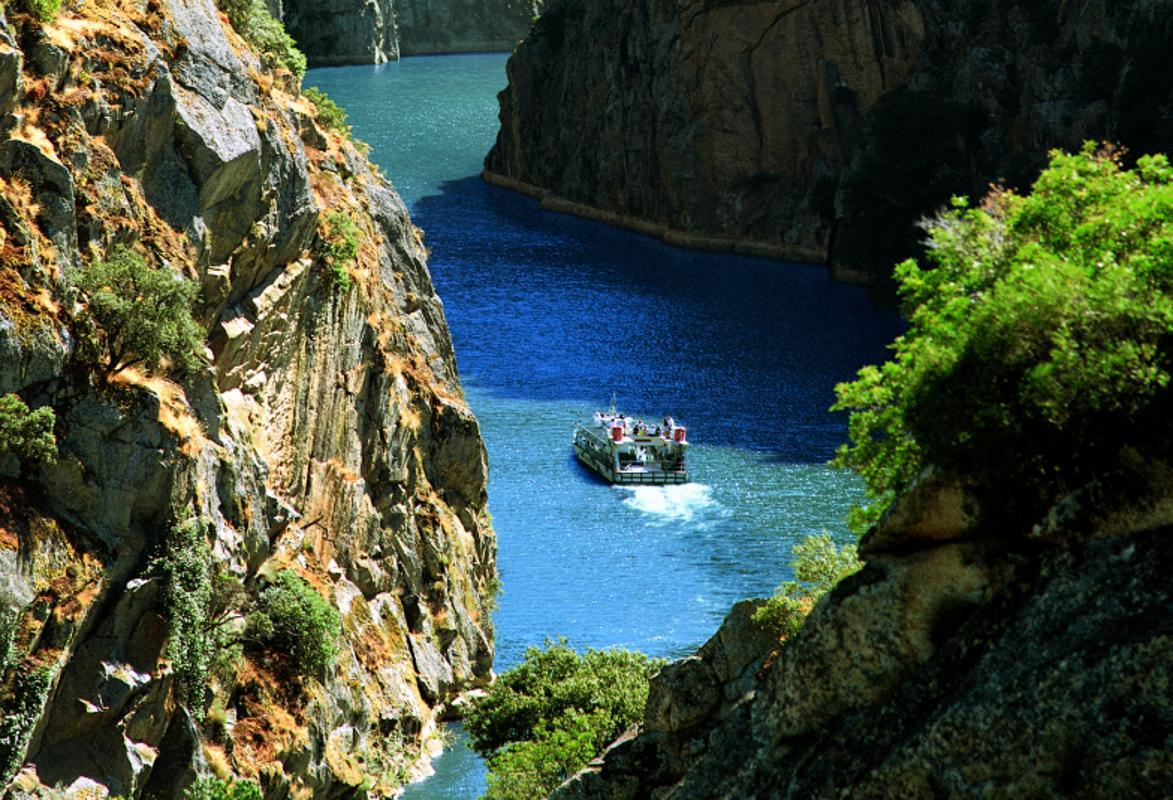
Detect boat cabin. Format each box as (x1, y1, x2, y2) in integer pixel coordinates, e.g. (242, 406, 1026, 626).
(573, 412, 689, 485)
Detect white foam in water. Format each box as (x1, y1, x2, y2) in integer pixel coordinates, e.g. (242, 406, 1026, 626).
(619, 483, 719, 524)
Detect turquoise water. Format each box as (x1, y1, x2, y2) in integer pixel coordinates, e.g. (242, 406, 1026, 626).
(306, 55, 902, 798)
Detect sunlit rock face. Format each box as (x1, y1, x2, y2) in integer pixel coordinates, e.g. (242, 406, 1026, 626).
(0, 1, 494, 796)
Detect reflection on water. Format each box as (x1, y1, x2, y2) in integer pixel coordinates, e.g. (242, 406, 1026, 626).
(306, 54, 902, 800)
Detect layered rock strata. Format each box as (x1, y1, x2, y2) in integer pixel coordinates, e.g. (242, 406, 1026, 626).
(281, 0, 541, 66)
(486, 0, 1173, 283)
(554, 475, 1173, 798)
(0, 1, 494, 797)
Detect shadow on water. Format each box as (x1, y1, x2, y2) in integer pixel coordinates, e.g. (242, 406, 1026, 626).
(413, 176, 904, 462)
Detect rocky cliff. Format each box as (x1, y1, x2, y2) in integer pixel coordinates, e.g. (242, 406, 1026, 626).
(553, 471, 1173, 798)
(485, 0, 1173, 283)
(281, 0, 540, 66)
(0, 1, 494, 797)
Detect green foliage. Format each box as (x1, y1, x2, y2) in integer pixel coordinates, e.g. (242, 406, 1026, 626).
(247, 569, 340, 676)
(0, 667, 53, 784)
(18, 0, 62, 22)
(0, 607, 15, 675)
(466, 639, 664, 800)
(155, 517, 215, 711)
(483, 712, 600, 800)
(833, 144, 1173, 529)
(753, 534, 860, 637)
(319, 211, 360, 290)
(302, 87, 349, 135)
(75, 246, 203, 380)
(0, 394, 56, 464)
(182, 777, 263, 800)
(216, 0, 306, 80)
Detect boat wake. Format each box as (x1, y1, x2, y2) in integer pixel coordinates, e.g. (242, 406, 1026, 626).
(618, 483, 720, 524)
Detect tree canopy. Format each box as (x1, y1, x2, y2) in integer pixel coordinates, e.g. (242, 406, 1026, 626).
(833, 144, 1173, 531)
(75, 246, 204, 381)
(0, 394, 56, 464)
(465, 639, 664, 800)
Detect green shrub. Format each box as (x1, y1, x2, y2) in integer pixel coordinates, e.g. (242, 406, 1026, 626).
(483, 712, 600, 800)
(465, 639, 664, 800)
(833, 144, 1173, 530)
(0, 667, 53, 784)
(302, 87, 349, 135)
(19, 0, 62, 22)
(247, 569, 340, 676)
(216, 0, 306, 80)
(0, 607, 15, 675)
(182, 776, 262, 800)
(154, 517, 215, 710)
(75, 246, 203, 381)
(0, 394, 56, 464)
(319, 211, 360, 290)
(753, 534, 860, 637)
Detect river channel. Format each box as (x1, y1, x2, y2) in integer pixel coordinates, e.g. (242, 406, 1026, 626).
(306, 54, 903, 798)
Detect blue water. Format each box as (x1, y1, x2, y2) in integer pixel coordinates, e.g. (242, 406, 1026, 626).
(306, 55, 903, 798)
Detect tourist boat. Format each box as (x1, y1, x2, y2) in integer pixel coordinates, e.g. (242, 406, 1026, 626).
(573, 411, 689, 485)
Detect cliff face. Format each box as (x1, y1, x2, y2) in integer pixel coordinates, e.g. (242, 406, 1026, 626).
(485, 0, 1173, 282)
(281, 0, 540, 66)
(553, 472, 1173, 798)
(0, 1, 494, 797)
(282, 0, 400, 66)
(397, 0, 541, 57)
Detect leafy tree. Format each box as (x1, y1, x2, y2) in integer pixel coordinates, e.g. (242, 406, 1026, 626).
(75, 246, 203, 381)
(154, 517, 215, 710)
(0, 394, 55, 464)
(753, 534, 860, 638)
(483, 713, 601, 800)
(153, 517, 251, 714)
(216, 0, 306, 80)
(833, 144, 1173, 531)
(303, 87, 349, 135)
(247, 569, 340, 676)
(0, 667, 53, 784)
(465, 639, 664, 800)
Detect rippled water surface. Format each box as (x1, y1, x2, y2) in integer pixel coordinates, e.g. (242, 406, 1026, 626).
(306, 54, 902, 798)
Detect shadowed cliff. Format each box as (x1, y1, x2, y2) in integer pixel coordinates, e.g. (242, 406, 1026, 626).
(485, 0, 1173, 284)
(279, 0, 542, 66)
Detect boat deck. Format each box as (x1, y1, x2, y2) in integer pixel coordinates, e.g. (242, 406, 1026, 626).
(573, 418, 689, 485)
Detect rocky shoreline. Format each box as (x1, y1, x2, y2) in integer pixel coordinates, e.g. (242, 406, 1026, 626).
(482, 169, 842, 276)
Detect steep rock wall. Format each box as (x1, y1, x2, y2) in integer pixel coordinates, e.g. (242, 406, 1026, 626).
(397, 0, 541, 57)
(283, 0, 400, 66)
(553, 475, 1173, 798)
(485, 0, 1173, 283)
(0, 1, 494, 797)
(281, 0, 540, 66)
